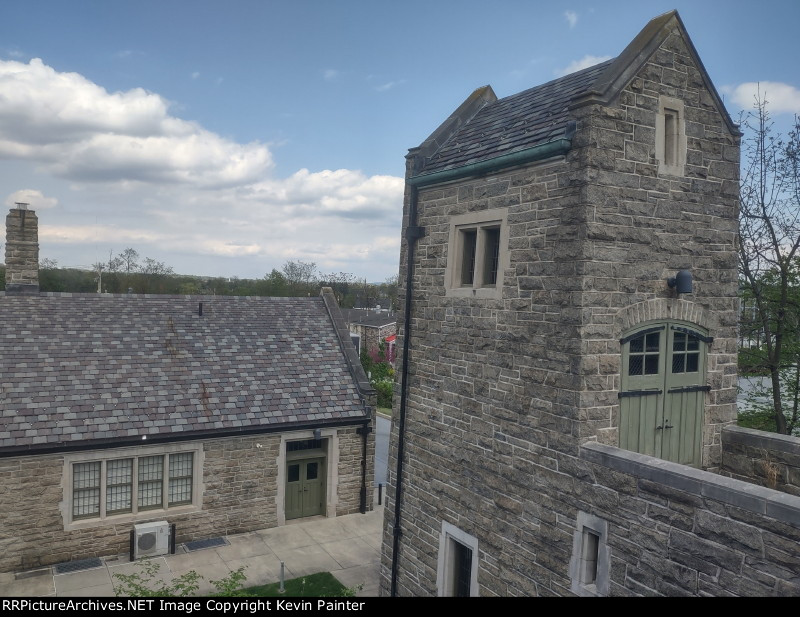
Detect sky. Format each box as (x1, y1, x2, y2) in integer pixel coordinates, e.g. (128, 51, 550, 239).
(0, 1, 798, 283)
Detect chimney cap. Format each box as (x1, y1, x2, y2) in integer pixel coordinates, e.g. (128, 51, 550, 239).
(14, 202, 29, 211)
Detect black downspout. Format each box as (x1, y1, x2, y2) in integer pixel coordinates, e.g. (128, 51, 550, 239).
(390, 183, 423, 597)
(357, 420, 372, 514)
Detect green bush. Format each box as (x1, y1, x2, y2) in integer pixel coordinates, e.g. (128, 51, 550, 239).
(373, 380, 393, 408)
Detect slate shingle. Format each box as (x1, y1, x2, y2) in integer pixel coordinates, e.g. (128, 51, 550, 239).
(0, 293, 367, 451)
(420, 59, 614, 175)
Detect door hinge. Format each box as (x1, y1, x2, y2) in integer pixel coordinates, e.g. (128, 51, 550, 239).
(619, 389, 663, 398)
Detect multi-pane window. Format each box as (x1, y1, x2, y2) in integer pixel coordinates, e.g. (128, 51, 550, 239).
(672, 331, 700, 373)
(169, 452, 194, 505)
(72, 452, 194, 521)
(73, 462, 101, 519)
(452, 540, 473, 597)
(628, 331, 660, 376)
(138, 455, 163, 510)
(106, 458, 133, 514)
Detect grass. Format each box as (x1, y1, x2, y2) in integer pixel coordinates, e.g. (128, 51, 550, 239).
(377, 406, 391, 417)
(245, 572, 352, 597)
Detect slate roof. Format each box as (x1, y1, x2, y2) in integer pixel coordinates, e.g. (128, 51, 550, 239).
(0, 293, 368, 453)
(344, 309, 397, 328)
(420, 59, 614, 175)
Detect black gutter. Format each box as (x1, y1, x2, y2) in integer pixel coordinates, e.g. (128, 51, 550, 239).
(357, 419, 372, 514)
(0, 416, 368, 458)
(390, 183, 424, 597)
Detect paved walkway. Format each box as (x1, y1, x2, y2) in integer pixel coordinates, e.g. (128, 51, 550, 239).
(0, 503, 384, 598)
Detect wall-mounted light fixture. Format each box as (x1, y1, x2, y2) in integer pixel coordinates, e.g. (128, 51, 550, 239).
(667, 269, 692, 295)
(313, 428, 322, 440)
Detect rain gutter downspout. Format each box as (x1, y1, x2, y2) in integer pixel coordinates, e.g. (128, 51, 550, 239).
(390, 132, 574, 596)
(390, 182, 423, 597)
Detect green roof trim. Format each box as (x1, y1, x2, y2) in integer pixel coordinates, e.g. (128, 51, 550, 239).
(408, 137, 572, 188)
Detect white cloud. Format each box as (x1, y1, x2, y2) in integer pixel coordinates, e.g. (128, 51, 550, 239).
(375, 79, 406, 92)
(4, 189, 58, 210)
(0, 58, 273, 188)
(564, 10, 578, 28)
(0, 58, 404, 280)
(725, 81, 800, 115)
(324, 69, 339, 82)
(555, 55, 612, 77)
(191, 71, 200, 80)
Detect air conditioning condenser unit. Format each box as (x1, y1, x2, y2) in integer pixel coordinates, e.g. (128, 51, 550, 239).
(133, 521, 170, 559)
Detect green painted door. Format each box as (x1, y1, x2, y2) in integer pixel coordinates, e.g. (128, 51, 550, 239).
(285, 458, 325, 520)
(619, 323, 708, 466)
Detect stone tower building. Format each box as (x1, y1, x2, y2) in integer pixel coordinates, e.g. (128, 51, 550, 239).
(381, 11, 800, 597)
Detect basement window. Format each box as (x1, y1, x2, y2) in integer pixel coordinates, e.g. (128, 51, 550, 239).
(437, 521, 479, 596)
(569, 512, 610, 596)
(445, 208, 508, 299)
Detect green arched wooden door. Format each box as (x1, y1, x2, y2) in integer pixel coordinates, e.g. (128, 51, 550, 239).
(619, 322, 710, 467)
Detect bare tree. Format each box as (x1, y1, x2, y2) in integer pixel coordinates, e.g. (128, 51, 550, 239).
(281, 260, 317, 294)
(738, 91, 800, 435)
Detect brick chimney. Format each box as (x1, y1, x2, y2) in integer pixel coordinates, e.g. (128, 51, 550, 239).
(5, 203, 39, 294)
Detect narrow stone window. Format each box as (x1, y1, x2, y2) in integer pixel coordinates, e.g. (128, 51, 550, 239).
(445, 208, 508, 299)
(663, 108, 679, 167)
(580, 529, 599, 586)
(460, 229, 477, 286)
(482, 227, 501, 286)
(656, 96, 686, 176)
(569, 512, 609, 596)
(437, 521, 479, 596)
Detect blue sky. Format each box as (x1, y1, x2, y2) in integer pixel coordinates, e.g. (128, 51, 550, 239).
(0, 1, 798, 282)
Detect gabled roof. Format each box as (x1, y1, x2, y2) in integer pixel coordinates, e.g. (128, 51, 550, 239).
(344, 309, 397, 328)
(419, 60, 612, 176)
(0, 293, 369, 455)
(410, 10, 738, 181)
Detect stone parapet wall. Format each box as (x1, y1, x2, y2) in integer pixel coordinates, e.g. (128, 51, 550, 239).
(721, 425, 800, 497)
(579, 442, 800, 596)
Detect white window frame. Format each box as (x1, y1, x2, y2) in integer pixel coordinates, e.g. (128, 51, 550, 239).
(62, 442, 203, 531)
(655, 95, 687, 177)
(437, 521, 480, 597)
(445, 208, 509, 299)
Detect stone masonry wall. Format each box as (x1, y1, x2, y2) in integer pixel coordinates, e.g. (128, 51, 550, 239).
(721, 426, 800, 497)
(580, 443, 800, 596)
(571, 28, 740, 468)
(0, 430, 367, 573)
(337, 426, 373, 516)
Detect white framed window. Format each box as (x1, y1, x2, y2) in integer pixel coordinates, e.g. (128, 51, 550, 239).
(655, 96, 686, 176)
(64, 443, 202, 529)
(569, 511, 610, 596)
(437, 521, 479, 597)
(445, 208, 509, 299)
